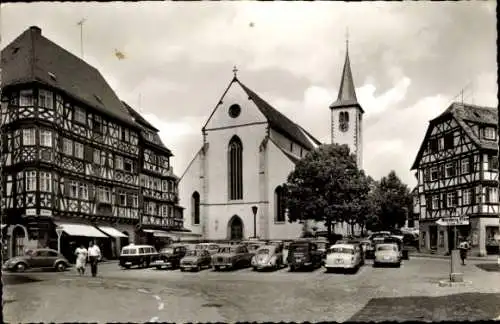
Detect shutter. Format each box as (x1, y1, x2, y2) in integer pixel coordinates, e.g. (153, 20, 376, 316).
(471, 188, 476, 204)
(84, 145, 93, 162)
(127, 194, 133, 207)
(424, 168, 430, 181)
(468, 157, 473, 173)
(439, 164, 445, 178)
(442, 193, 447, 208)
(89, 185, 95, 202)
(485, 188, 490, 203)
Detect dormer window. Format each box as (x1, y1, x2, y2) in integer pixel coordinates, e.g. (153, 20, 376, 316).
(93, 116, 102, 134)
(483, 127, 496, 140)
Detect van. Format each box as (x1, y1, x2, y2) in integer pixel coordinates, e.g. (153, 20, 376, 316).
(119, 244, 159, 269)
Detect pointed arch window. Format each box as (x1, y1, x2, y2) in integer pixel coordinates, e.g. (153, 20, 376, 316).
(192, 191, 200, 225)
(228, 136, 243, 200)
(274, 186, 286, 222)
(339, 111, 349, 132)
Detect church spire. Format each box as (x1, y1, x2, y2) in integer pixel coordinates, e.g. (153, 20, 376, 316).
(330, 31, 359, 109)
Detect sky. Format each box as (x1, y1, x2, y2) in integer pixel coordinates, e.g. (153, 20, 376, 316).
(1, 1, 497, 190)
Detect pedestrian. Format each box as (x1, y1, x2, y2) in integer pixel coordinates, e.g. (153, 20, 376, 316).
(459, 238, 470, 265)
(74, 244, 88, 276)
(88, 241, 102, 277)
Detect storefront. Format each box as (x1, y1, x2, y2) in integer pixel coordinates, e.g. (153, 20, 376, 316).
(54, 222, 110, 263)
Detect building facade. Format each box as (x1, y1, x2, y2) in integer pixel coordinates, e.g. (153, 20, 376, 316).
(179, 43, 364, 241)
(0, 26, 185, 260)
(411, 102, 498, 256)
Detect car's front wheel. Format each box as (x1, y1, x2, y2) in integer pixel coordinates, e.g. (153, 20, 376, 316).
(15, 262, 27, 272)
(55, 262, 66, 272)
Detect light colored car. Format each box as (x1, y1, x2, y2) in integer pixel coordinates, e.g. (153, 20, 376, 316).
(324, 244, 363, 273)
(251, 245, 283, 271)
(373, 243, 401, 267)
(180, 249, 212, 272)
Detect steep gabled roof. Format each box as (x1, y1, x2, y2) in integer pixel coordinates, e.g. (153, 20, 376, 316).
(122, 101, 159, 132)
(269, 137, 303, 164)
(122, 101, 172, 155)
(201, 76, 321, 150)
(410, 102, 498, 170)
(329, 44, 364, 113)
(1, 26, 138, 128)
(236, 79, 322, 150)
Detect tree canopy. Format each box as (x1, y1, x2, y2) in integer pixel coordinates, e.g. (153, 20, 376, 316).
(373, 170, 412, 230)
(282, 143, 370, 239)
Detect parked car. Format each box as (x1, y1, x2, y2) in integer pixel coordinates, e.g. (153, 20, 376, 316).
(195, 243, 220, 255)
(324, 243, 363, 273)
(2, 248, 70, 272)
(241, 240, 267, 255)
(119, 244, 159, 269)
(368, 231, 391, 241)
(152, 245, 187, 270)
(287, 240, 323, 271)
(373, 243, 402, 267)
(251, 245, 284, 271)
(212, 244, 253, 271)
(180, 249, 212, 272)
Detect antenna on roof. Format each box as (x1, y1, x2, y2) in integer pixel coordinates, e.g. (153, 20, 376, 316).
(77, 18, 86, 58)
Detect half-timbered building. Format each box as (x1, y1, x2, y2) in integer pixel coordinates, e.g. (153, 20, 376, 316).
(123, 103, 194, 248)
(411, 102, 498, 256)
(0, 26, 185, 260)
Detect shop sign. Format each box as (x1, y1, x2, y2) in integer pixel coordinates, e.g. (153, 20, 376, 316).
(436, 216, 469, 226)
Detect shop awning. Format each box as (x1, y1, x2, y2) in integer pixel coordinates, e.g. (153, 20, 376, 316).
(97, 226, 128, 238)
(55, 223, 109, 238)
(142, 229, 172, 238)
(1, 224, 7, 230)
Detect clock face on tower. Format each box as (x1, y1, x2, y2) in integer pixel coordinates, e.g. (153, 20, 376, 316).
(339, 111, 349, 132)
(228, 104, 241, 118)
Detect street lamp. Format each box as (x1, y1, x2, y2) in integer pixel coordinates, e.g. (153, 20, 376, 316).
(251, 206, 258, 239)
(55, 227, 63, 254)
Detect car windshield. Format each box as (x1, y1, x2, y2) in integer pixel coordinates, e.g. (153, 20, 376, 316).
(257, 249, 270, 255)
(209, 245, 219, 250)
(377, 245, 397, 251)
(195, 245, 207, 250)
(185, 250, 201, 257)
(329, 247, 355, 255)
(160, 248, 174, 254)
(218, 247, 233, 253)
(290, 245, 308, 252)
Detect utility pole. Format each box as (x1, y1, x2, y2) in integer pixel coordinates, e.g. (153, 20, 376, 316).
(77, 18, 86, 58)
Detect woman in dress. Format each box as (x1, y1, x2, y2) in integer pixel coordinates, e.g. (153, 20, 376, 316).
(75, 244, 88, 276)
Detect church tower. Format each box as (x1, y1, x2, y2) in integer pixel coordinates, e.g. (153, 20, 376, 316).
(330, 37, 364, 169)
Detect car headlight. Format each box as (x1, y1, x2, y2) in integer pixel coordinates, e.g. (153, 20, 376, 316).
(251, 257, 256, 264)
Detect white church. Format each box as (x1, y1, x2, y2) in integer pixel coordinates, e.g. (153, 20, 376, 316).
(179, 43, 364, 241)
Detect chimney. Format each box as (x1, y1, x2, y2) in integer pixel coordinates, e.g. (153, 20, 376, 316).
(29, 26, 41, 35)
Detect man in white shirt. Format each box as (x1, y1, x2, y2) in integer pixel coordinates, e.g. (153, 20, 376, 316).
(88, 241, 102, 277)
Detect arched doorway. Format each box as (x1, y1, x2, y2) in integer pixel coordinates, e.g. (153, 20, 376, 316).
(228, 215, 243, 241)
(12, 226, 26, 257)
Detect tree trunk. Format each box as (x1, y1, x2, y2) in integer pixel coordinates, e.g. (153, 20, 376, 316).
(326, 218, 332, 243)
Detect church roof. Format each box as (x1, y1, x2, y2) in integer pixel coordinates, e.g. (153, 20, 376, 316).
(1, 26, 138, 128)
(410, 102, 498, 170)
(329, 45, 364, 113)
(236, 79, 322, 150)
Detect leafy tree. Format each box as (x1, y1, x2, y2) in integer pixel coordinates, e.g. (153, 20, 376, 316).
(282, 143, 370, 242)
(357, 176, 380, 235)
(375, 170, 412, 230)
